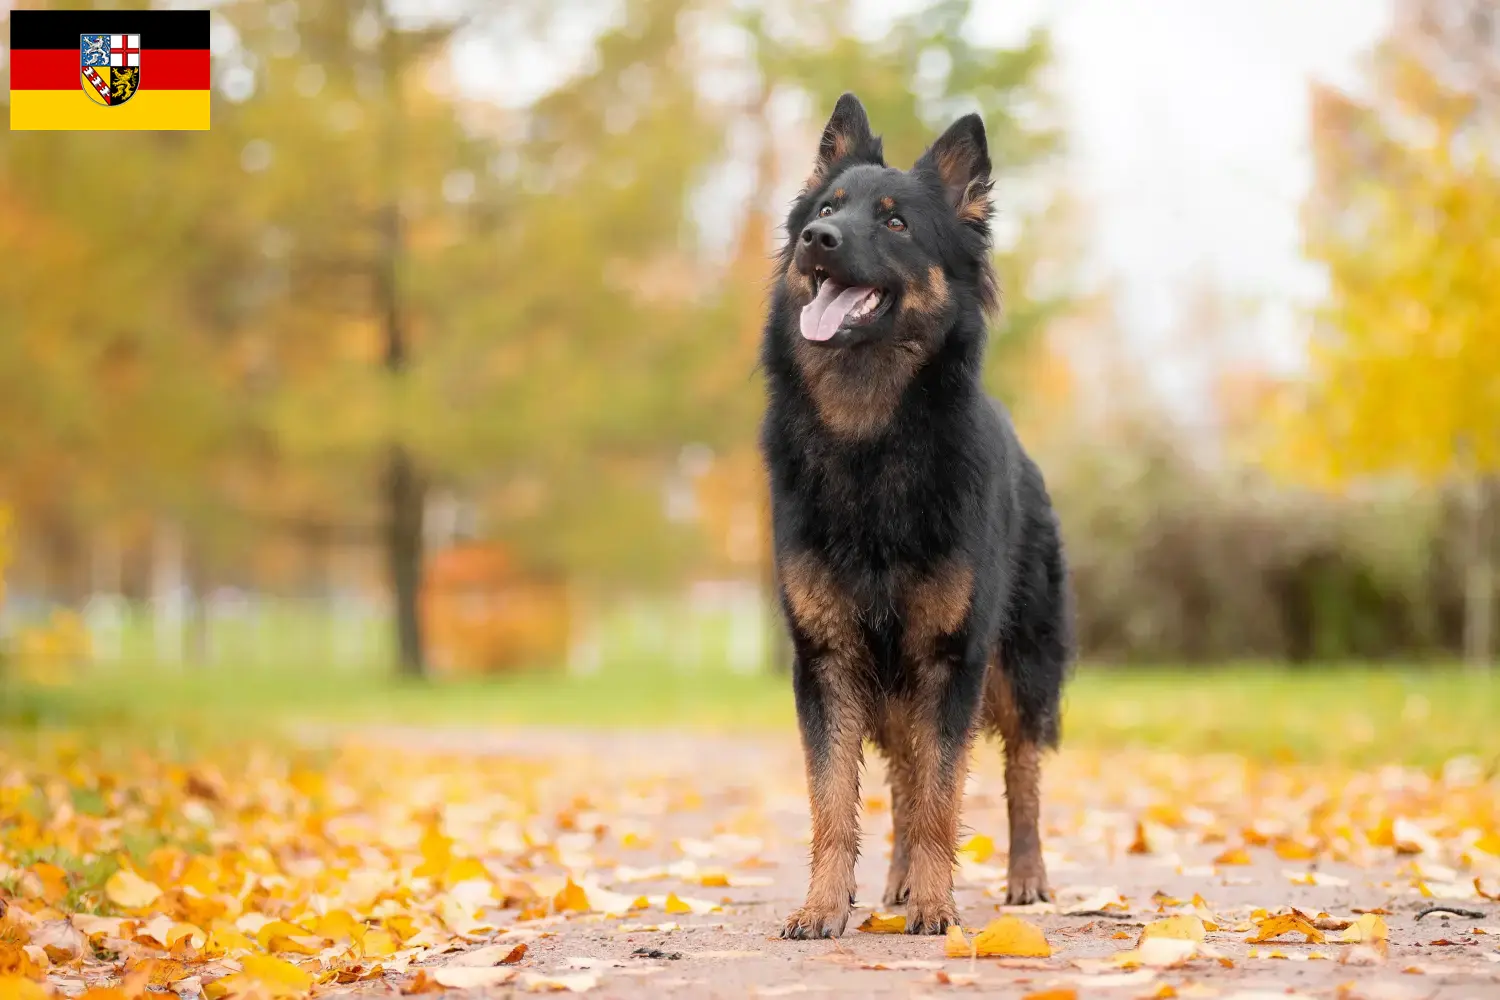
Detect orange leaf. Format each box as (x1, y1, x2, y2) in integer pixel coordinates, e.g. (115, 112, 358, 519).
(1214, 847, 1252, 865)
(944, 926, 974, 958)
(1247, 910, 1325, 944)
(553, 879, 590, 913)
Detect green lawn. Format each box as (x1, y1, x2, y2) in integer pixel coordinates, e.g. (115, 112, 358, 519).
(2, 660, 1494, 768)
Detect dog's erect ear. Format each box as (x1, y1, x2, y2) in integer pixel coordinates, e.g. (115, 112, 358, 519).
(806, 92, 880, 188)
(916, 113, 992, 226)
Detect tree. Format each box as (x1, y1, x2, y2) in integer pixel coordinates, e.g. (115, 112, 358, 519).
(1280, 0, 1500, 666)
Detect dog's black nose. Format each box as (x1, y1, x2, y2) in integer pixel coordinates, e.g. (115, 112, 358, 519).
(800, 220, 842, 250)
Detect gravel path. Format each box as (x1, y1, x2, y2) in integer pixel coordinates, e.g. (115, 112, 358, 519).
(347, 726, 1500, 999)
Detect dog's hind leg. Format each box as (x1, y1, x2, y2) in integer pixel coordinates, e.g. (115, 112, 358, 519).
(874, 712, 915, 907)
(985, 664, 1050, 904)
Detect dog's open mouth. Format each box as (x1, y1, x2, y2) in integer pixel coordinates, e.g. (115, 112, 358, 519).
(800, 271, 889, 342)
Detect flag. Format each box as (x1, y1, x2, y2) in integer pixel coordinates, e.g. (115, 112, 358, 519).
(9, 9, 210, 131)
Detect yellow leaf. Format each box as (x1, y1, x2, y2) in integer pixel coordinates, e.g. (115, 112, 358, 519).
(698, 873, 730, 888)
(105, 870, 163, 910)
(1247, 910, 1325, 944)
(1473, 832, 1500, 856)
(413, 825, 452, 879)
(959, 834, 995, 864)
(1213, 847, 1252, 866)
(856, 913, 907, 934)
(1339, 914, 1389, 944)
(1020, 991, 1076, 1000)
(663, 893, 692, 915)
(255, 920, 323, 955)
(0, 976, 50, 1000)
(361, 929, 399, 959)
(239, 954, 314, 996)
(553, 879, 590, 913)
(1138, 915, 1206, 945)
(944, 926, 974, 958)
(1127, 822, 1151, 855)
(1274, 839, 1315, 861)
(0, 945, 41, 980)
(312, 910, 358, 941)
(971, 916, 1051, 958)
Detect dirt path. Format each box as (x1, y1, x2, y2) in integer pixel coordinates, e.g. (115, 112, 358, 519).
(349, 726, 1500, 999)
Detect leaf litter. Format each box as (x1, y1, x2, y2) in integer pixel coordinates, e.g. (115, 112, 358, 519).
(0, 733, 1495, 997)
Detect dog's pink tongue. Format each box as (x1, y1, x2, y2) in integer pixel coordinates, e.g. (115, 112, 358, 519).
(799, 281, 875, 341)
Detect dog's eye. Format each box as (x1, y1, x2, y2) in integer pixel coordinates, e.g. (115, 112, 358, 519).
(886, 216, 907, 232)
(818, 205, 834, 218)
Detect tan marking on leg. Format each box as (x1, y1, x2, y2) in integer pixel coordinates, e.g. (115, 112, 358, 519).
(899, 696, 972, 934)
(875, 711, 915, 907)
(987, 667, 1049, 904)
(779, 554, 870, 938)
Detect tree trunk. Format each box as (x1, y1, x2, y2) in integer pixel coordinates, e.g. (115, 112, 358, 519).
(385, 443, 425, 677)
(375, 3, 425, 677)
(1463, 476, 1494, 669)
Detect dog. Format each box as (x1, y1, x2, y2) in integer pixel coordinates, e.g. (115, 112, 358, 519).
(759, 93, 1074, 938)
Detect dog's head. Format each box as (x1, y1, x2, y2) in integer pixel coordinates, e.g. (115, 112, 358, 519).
(780, 93, 998, 352)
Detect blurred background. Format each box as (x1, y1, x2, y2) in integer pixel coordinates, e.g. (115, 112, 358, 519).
(0, 0, 1495, 743)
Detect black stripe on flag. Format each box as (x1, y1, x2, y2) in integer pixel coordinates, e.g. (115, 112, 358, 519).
(9, 9, 209, 50)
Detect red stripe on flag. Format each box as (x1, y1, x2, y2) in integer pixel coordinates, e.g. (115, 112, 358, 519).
(9, 49, 210, 90)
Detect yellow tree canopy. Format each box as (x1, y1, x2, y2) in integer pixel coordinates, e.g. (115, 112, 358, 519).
(1276, 47, 1500, 487)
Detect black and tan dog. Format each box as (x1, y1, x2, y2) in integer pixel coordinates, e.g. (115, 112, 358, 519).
(760, 93, 1074, 938)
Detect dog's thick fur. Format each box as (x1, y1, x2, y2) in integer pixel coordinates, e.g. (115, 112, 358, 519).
(760, 94, 1074, 939)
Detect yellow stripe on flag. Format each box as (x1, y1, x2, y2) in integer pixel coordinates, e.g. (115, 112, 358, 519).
(10, 90, 209, 131)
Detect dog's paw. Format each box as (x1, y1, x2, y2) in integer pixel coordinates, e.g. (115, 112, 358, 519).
(1004, 866, 1051, 906)
(880, 880, 909, 908)
(780, 902, 850, 940)
(904, 895, 958, 935)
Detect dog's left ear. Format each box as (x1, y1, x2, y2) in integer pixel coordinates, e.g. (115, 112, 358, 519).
(805, 92, 882, 189)
(916, 113, 992, 227)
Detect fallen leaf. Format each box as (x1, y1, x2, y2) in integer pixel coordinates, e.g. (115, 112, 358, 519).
(432, 967, 519, 989)
(1114, 937, 1200, 969)
(521, 971, 600, 992)
(1247, 910, 1325, 944)
(945, 926, 973, 958)
(1020, 990, 1076, 1000)
(959, 834, 995, 864)
(935, 970, 980, 986)
(1139, 915, 1206, 945)
(663, 893, 692, 915)
(104, 870, 163, 910)
(971, 916, 1051, 958)
(1338, 913, 1388, 944)
(238, 954, 315, 996)
(553, 880, 590, 914)
(1213, 848, 1252, 866)
(856, 913, 907, 934)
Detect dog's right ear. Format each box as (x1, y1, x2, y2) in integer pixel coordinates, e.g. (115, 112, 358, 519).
(805, 92, 881, 191)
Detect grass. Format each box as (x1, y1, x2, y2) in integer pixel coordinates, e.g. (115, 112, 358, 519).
(2, 659, 1495, 769)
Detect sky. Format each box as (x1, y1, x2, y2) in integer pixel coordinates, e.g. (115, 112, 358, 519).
(966, 0, 1393, 377)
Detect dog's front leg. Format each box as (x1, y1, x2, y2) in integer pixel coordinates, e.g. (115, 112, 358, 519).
(899, 564, 985, 934)
(781, 648, 866, 939)
(899, 661, 981, 934)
